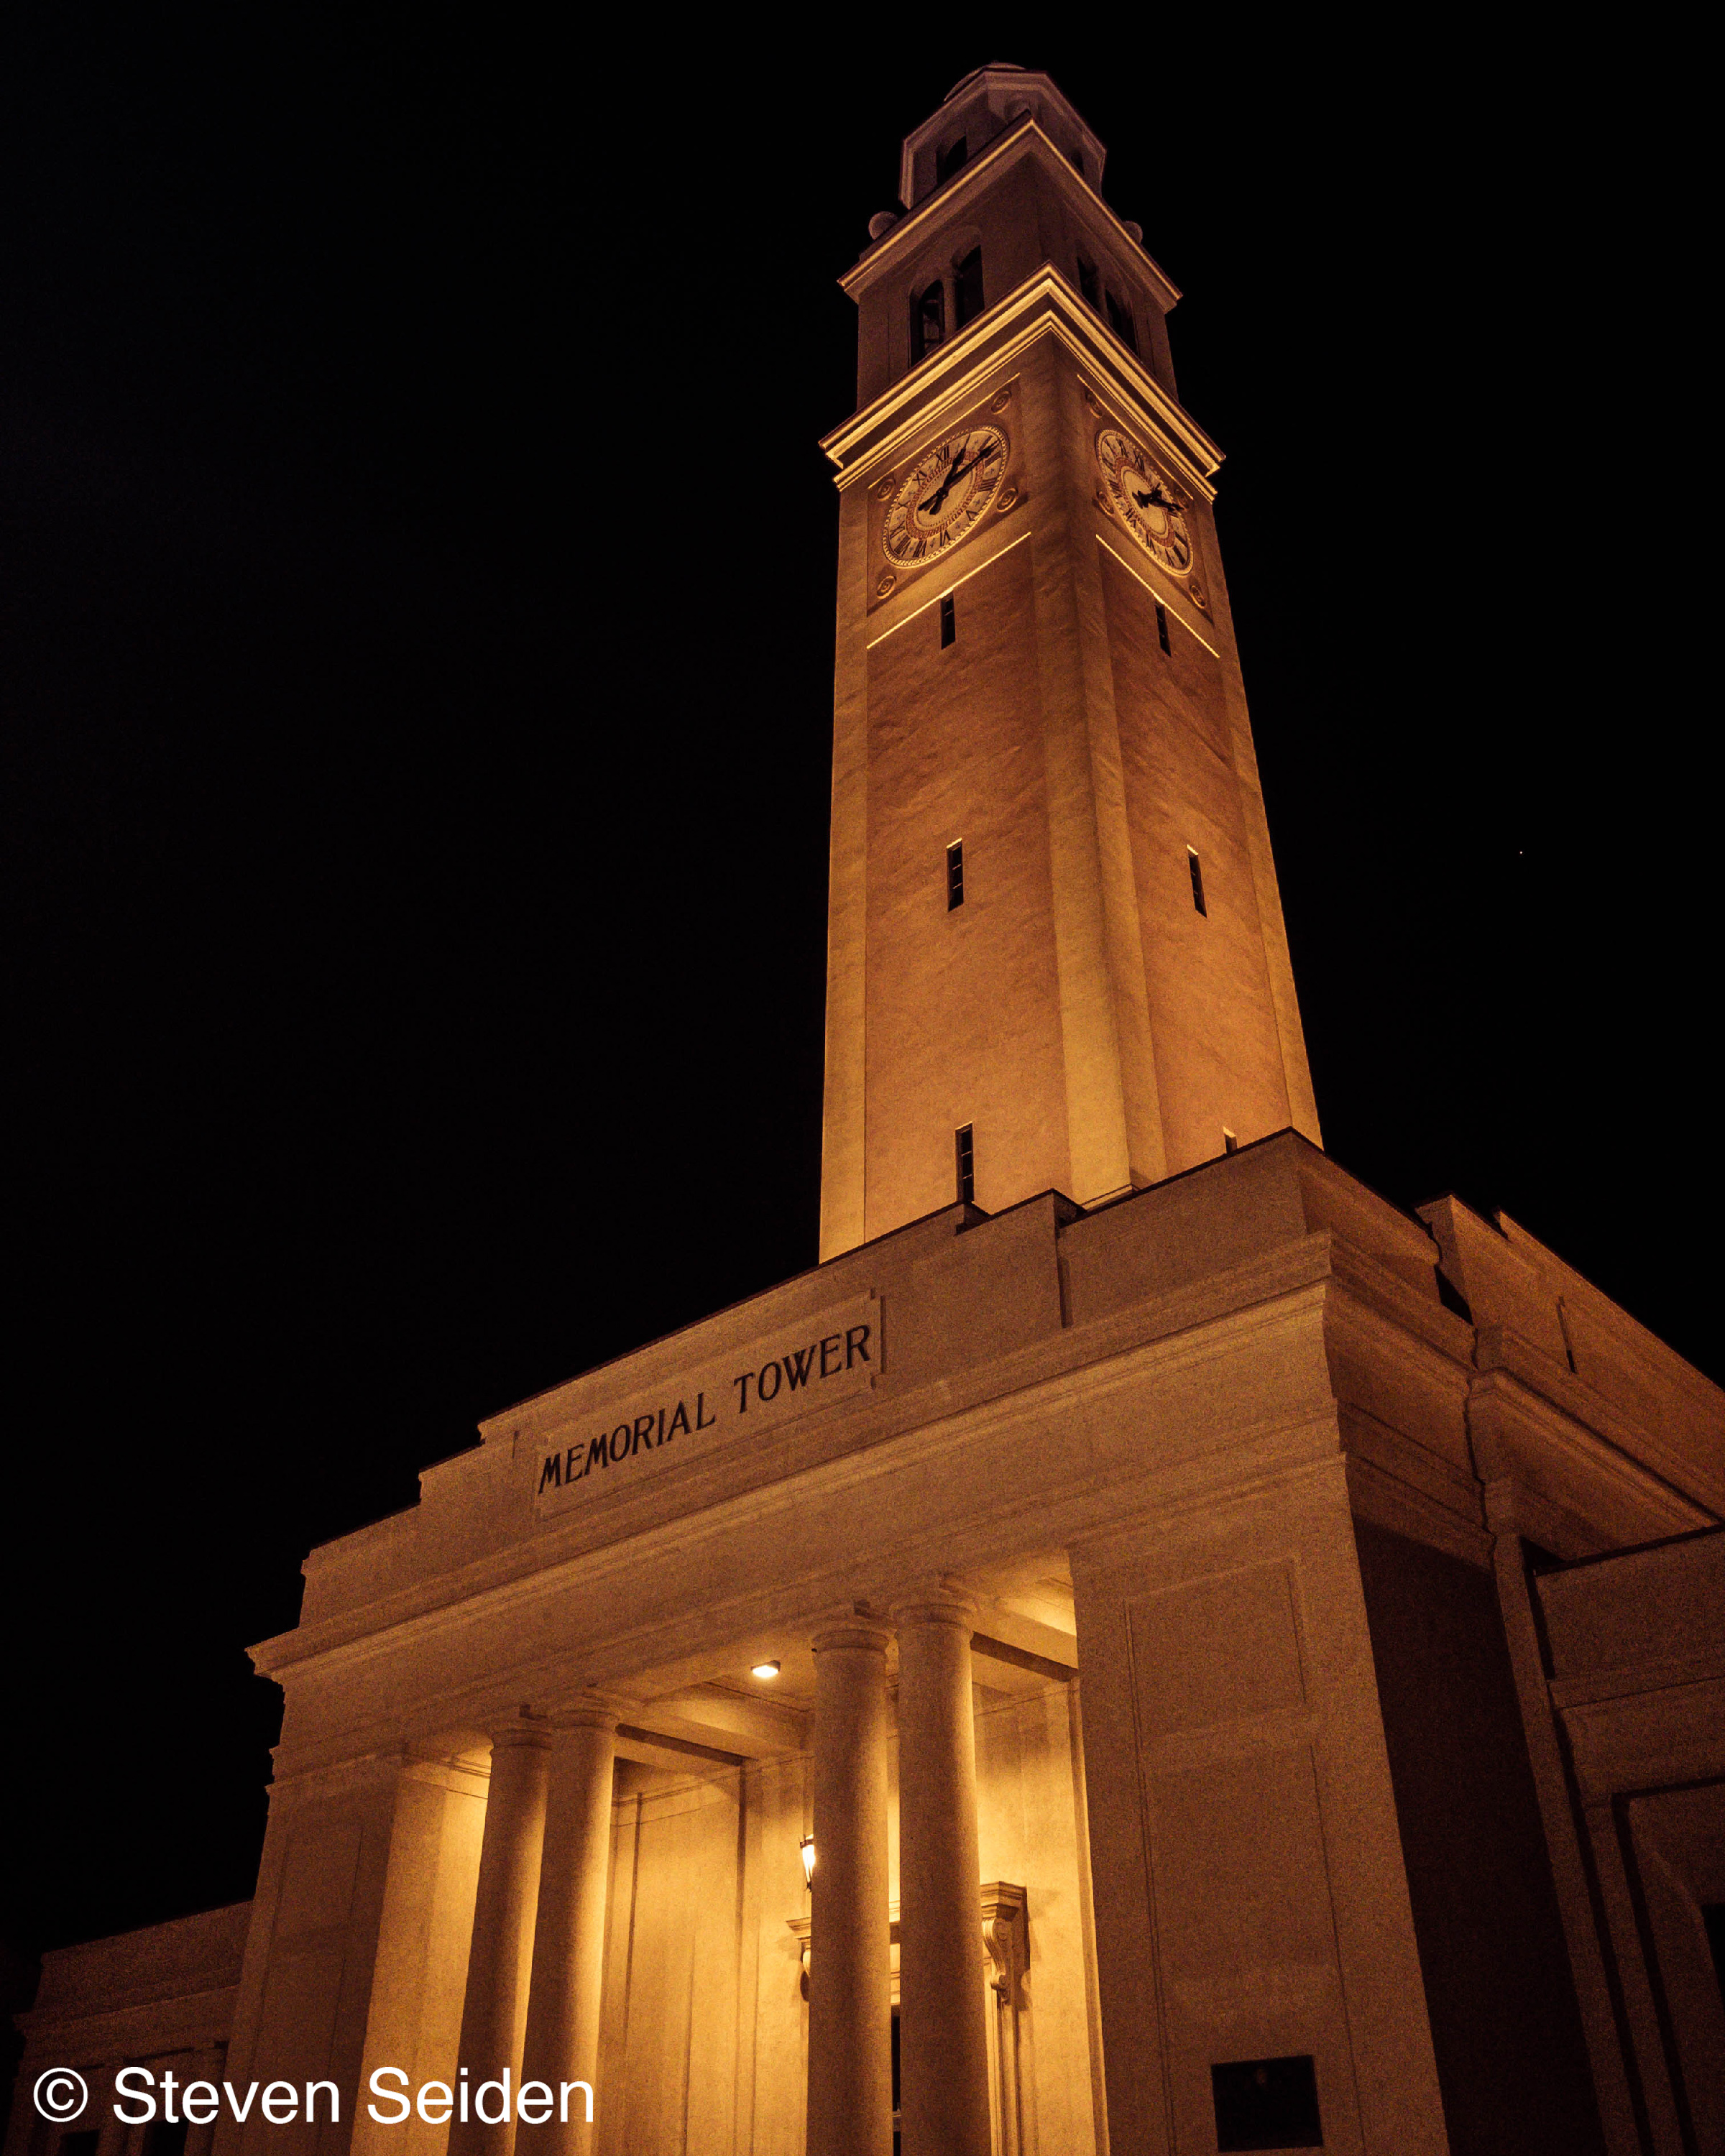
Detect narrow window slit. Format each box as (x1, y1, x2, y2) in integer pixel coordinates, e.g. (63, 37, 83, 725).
(911, 279, 944, 362)
(954, 248, 984, 328)
(1156, 602, 1171, 655)
(955, 1123, 975, 1205)
(1557, 1295, 1578, 1373)
(1188, 847, 1207, 916)
(946, 839, 965, 911)
(940, 592, 955, 647)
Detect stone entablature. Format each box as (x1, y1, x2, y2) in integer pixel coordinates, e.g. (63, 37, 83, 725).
(285, 1136, 1714, 1641)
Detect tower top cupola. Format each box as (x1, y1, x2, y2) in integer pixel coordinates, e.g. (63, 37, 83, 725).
(899, 63, 1107, 207)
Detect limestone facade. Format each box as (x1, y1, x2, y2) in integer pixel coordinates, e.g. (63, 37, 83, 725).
(9, 64, 1724, 2156)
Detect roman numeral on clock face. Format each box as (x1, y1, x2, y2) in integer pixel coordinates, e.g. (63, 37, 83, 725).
(879, 421, 1011, 572)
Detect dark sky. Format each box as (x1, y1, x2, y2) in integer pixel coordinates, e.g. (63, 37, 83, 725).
(1, 16, 1712, 1965)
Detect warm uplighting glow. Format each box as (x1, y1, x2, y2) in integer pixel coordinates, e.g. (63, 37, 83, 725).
(799, 1834, 816, 1889)
(751, 1659, 781, 1679)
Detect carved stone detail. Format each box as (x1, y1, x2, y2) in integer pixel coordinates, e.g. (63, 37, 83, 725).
(980, 1884, 1029, 2156)
(787, 1913, 812, 2001)
(788, 1882, 1028, 2153)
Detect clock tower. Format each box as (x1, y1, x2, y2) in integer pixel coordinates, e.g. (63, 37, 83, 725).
(819, 65, 1321, 1258)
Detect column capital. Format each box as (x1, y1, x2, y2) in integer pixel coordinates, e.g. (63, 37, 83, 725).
(811, 1619, 893, 1655)
(399, 1754, 491, 1798)
(889, 1577, 978, 1632)
(487, 1710, 555, 1753)
(552, 1698, 621, 1736)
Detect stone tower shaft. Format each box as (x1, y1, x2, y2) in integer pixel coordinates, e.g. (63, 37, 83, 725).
(819, 70, 1320, 1259)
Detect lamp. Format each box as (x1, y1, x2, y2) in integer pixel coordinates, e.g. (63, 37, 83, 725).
(799, 1834, 816, 1889)
(751, 1659, 781, 1679)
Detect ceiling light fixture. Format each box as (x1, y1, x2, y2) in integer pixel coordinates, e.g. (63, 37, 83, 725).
(751, 1659, 781, 1679)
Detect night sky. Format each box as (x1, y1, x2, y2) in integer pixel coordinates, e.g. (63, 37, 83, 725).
(1, 17, 1711, 1974)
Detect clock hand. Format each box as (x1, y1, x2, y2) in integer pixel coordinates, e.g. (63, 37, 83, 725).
(923, 444, 988, 518)
(924, 449, 975, 515)
(956, 440, 993, 482)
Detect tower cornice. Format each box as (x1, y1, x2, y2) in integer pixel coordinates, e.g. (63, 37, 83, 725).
(840, 114, 1182, 318)
(820, 264, 1223, 501)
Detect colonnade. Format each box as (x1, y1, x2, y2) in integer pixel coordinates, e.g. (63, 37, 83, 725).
(440, 1585, 993, 2156)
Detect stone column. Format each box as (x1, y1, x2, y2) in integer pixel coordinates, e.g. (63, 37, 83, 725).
(806, 1619, 893, 2156)
(448, 1715, 553, 2156)
(351, 1756, 489, 2156)
(517, 1708, 619, 2154)
(893, 1588, 991, 2156)
(93, 2083, 129, 2156)
(181, 2048, 227, 2156)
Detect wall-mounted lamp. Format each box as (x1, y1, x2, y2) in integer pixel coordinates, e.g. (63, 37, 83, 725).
(799, 1835, 816, 1889)
(751, 1659, 781, 1680)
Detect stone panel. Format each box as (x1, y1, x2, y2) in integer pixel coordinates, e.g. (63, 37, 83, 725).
(1129, 1563, 1305, 1738)
(863, 527, 1067, 1232)
(1102, 543, 1292, 1171)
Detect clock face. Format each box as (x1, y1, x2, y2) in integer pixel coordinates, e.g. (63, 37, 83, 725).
(882, 425, 1009, 567)
(1097, 429, 1194, 576)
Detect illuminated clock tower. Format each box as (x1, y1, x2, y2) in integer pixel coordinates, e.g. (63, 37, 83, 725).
(819, 65, 1322, 1259)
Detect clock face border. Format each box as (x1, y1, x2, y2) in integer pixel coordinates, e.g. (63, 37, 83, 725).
(880, 423, 1011, 571)
(1095, 427, 1195, 579)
